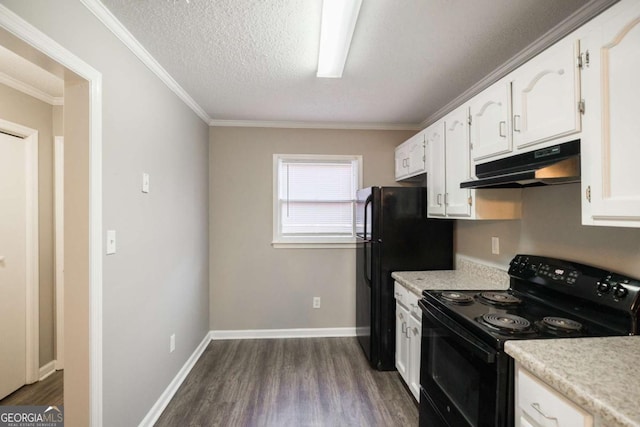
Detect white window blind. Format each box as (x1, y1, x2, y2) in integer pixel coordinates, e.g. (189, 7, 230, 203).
(274, 154, 362, 245)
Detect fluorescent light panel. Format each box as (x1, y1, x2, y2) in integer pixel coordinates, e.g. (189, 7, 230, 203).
(317, 0, 363, 78)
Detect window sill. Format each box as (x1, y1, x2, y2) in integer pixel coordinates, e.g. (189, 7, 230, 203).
(272, 240, 357, 249)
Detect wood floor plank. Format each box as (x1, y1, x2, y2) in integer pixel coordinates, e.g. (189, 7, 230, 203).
(155, 337, 418, 427)
(0, 370, 63, 407)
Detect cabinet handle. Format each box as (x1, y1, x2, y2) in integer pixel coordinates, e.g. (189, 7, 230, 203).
(513, 115, 521, 132)
(405, 326, 411, 339)
(530, 403, 558, 423)
(401, 321, 407, 333)
(444, 193, 449, 206)
(437, 193, 442, 206)
(499, 120, 507, 137)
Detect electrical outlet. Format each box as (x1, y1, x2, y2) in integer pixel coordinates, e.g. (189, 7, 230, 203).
(491, 237, 500, 255)
(313, 297, 321, 309)
(170, 334, 175, 353)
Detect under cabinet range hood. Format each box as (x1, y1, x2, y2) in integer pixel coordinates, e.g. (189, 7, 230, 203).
(460, 140, 580, 189)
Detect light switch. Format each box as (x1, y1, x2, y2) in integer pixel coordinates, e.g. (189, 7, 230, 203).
(107, 230, 116, 255)
(142, 173, 150, 193)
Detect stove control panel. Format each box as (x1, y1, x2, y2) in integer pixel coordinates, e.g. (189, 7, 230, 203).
(509, 255, 640, 312)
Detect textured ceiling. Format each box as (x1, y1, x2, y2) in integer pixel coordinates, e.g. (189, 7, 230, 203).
(0, 44, 63, 98)
(101, 0, 585, 127)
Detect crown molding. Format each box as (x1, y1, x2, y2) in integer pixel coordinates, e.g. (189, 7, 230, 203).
(0, 71, 63, 105)
(79, 0, 211, 124)
(209, 118, 421, 131)
(419, 0, 620, 129)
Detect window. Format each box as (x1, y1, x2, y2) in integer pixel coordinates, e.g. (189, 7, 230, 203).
(273, 154, 362, 247)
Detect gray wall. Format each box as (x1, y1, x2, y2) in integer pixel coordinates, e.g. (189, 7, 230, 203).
(456, 183, 640, 277)
(1, 1, 210, 425)
(0, 83, 55, 367)
(209, 126, 414, 331)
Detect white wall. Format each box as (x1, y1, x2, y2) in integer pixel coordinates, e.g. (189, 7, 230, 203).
(1, 1, 210, 425)
(456, 183, 640, 277)
(209, 126, 414, 331)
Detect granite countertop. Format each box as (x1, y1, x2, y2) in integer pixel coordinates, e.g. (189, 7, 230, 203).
(391, 257, 510, 296)
(505, 336, 640, 427)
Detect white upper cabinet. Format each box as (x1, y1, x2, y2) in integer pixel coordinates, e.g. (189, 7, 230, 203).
(395, 131, 426, 181)
(469, 81, 512, 162)
(426, 121, 447, 216)
(426, 108, 521, 220)
(510, 36, 582, 150)
(443, 107, 473, 217)
(581, 0, 640, 227)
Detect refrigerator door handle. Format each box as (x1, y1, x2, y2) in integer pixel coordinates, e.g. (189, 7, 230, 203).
(363, 195, 373, 287)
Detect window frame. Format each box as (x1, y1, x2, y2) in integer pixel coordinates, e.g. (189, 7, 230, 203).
(272, 153, 363, 248)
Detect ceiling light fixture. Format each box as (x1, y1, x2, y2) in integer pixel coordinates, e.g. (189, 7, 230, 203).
(316, 0, 363, 78)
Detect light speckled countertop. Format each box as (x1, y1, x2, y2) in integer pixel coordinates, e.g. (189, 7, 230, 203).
(505, 337, 640, 427)
(391, 256, 510, 296)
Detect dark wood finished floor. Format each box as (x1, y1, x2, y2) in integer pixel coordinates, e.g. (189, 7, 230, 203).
(155, 337, 418, 426)
(0, 370, 63, 407)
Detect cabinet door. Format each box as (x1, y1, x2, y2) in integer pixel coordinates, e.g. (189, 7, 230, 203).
(511, 36, 581, 149)
(407, 314, 421, 401)
(395, 144, 409, 180)
(582, 0, 640, 226)
(426, 121, 446, 217)
(469, 82, 512, 162)
(408, 133, 426, 176)
(395, 303, 410, 383)
(444, 107, 472, 217)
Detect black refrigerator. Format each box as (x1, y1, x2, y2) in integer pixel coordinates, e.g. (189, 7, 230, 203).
(356, 186, 453, 371)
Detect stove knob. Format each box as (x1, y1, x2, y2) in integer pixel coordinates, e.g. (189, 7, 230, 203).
(614, 285, 628, 299)
(596, 281, 611, 293)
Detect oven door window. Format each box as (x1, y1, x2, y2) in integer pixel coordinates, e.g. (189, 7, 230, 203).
(420, 303, 504, 427)
(431, 336, 481, 424)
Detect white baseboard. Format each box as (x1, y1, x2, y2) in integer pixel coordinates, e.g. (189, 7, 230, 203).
(138, 332, 212, 427)
(39, 360, 57, 380)
(210, 327, 357, 340)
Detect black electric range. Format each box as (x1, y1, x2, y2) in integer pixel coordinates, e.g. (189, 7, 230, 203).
(418, 255, 640, 427)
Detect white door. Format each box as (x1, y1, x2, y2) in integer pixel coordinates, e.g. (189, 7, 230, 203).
(0, 132, 27, 400)
(407, 314, 421, 401)
(408, 133, 426, 176)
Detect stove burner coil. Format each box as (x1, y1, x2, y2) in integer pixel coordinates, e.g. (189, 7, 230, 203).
(478, 292, 522, 306)
(440, 291, 474, 304)
(480, 313, 531, 332)
(541, 317, 583, 333)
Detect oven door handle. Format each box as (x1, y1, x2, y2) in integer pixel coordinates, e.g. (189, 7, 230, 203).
(420, 300, 496, 364)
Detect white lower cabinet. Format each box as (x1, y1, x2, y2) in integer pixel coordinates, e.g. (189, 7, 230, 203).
(515, 364, 593, 427)
(394, 282, 421, 401)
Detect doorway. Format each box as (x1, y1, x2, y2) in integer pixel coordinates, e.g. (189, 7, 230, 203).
(0, 5, 103, 425)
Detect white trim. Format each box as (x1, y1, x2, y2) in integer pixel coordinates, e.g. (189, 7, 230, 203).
(79, 0, 210, 124)
(419, 0, 619, 129)
(210, 327, 357, 340)
(0, 5, 104, 426)
(0, 118, 40, 385)
(210, 119, 421, 131)
(0, 71, 63, 105)
(137, 332, 212, 427)
(39, 360, 57, 381)
(54, 136, 64, 371)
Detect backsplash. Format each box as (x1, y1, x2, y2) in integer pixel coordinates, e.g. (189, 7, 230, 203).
(456, 183, 640, 278)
